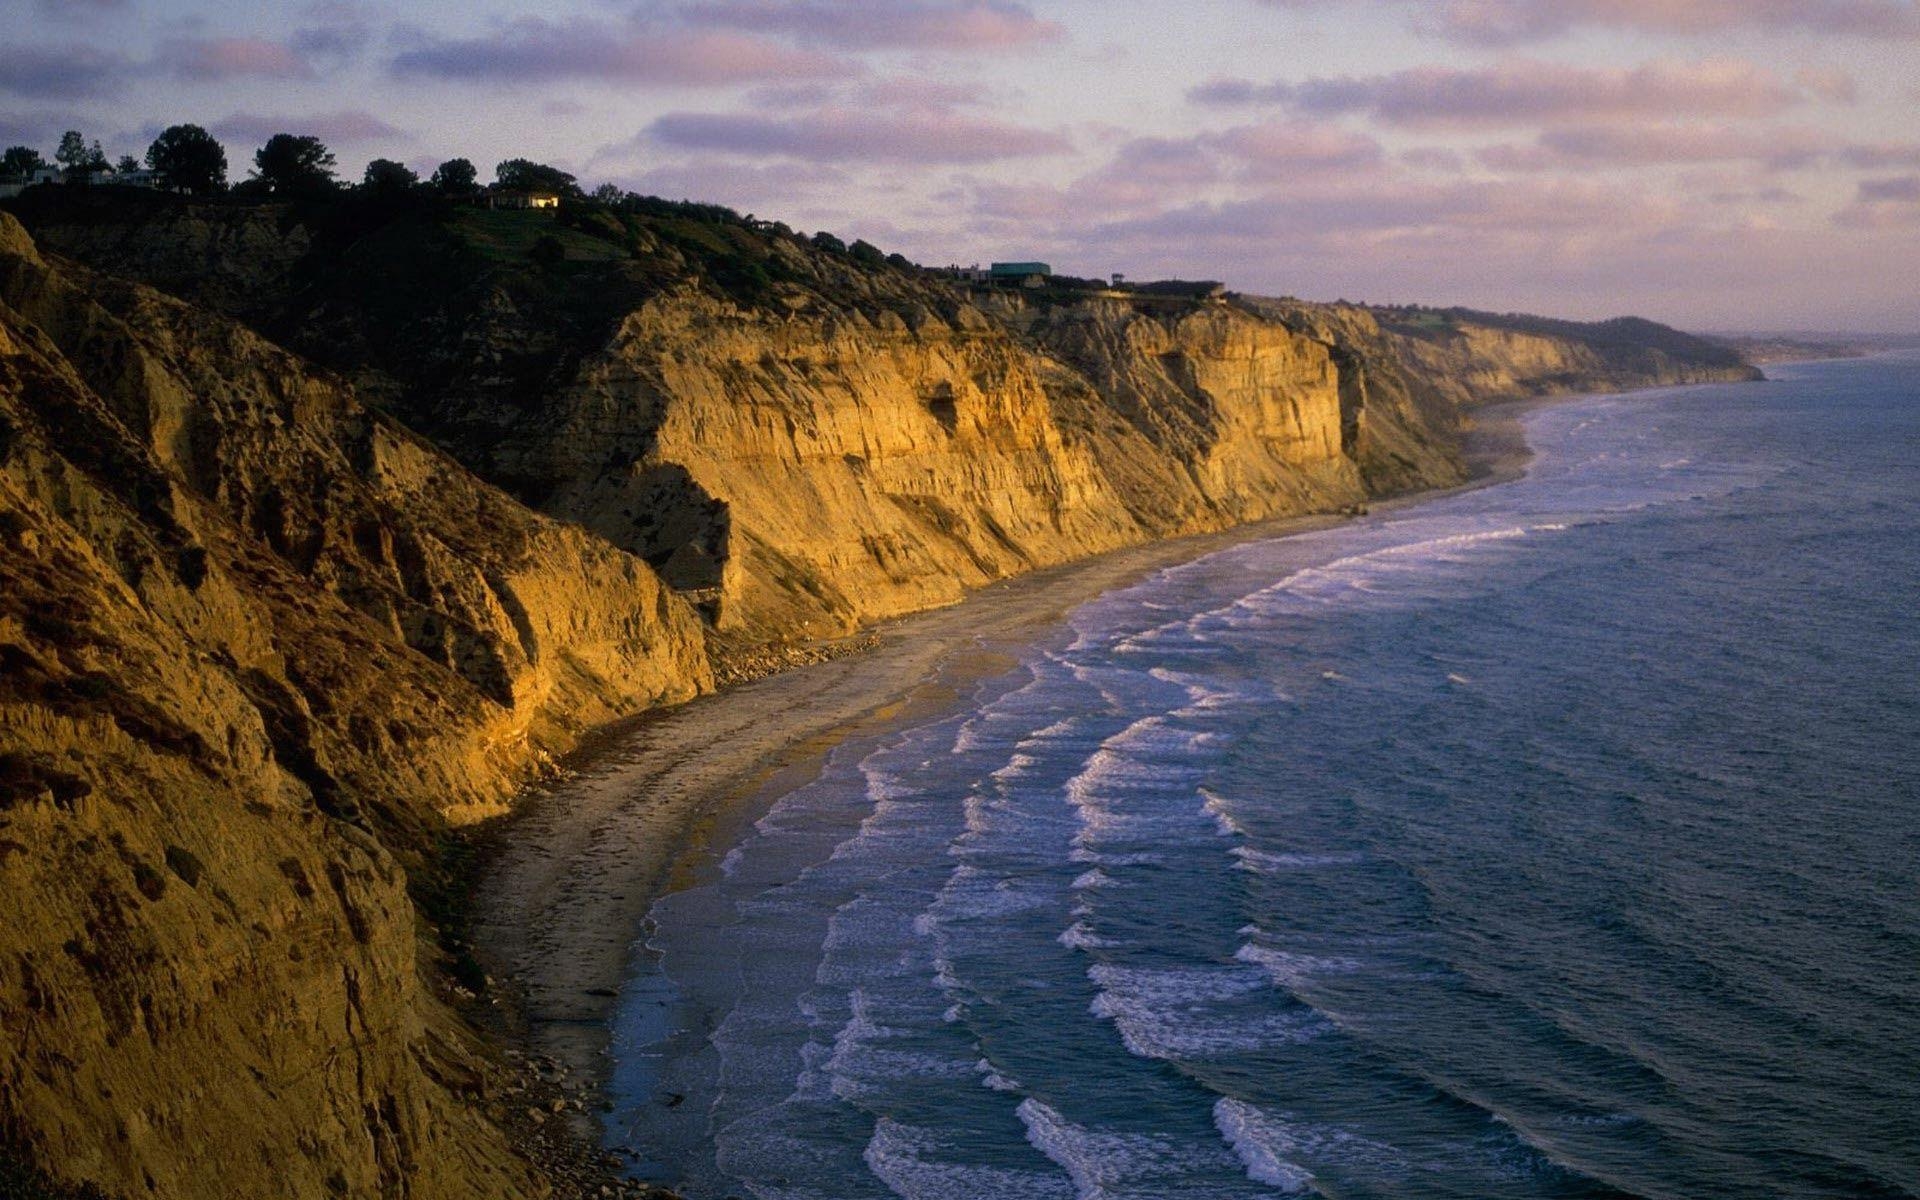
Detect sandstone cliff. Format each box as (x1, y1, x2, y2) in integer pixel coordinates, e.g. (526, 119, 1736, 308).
(0, 193, 1758, 1197)
(0, 211, 706, 1199)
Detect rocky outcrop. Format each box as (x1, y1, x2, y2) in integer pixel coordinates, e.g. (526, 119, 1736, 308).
(0, 212, 705, 1199)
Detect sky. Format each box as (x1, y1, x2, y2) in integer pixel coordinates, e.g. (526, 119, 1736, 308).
(4, 0, 1919, 331)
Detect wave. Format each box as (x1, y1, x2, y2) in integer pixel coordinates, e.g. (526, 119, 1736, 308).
(1057, 920, 1120, 951)
(1215, 1099, 1424, 1191)
(1087, 963, 1330, 1060)
(866, 1119, 1076, 1200)
(1201, 788, 1247, 837)
(819, 988, 976, 1103)
(1230, 845, 1367, 873)
(1235, 942, 1371, 992)
(1213, 1099, 1316, 1192)
(1017, 1098, 1239, 1200)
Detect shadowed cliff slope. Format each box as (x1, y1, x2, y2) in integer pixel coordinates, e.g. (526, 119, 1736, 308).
(0, 193, 1757, 1197)
(0, 211, 705, 1199)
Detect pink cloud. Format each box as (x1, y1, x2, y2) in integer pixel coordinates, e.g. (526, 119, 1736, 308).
(391, 19, 849, 86)
(646, 107, 1071, 163)
(1479, 124, 1920, 173)
(1210, 119, 1384, 177)
(1400, 147, 1467, 171)
(1262, 0, 1920, 44)
(1433, 0, 1920, 43)
(158, 36, 316, 82)
(858, 76, 993, 108)
(1479, 123, 1835, 170)
(676, 1, 1064, 50)
(1795, 66, 1858, 103)
(1196, 58, 1807, 128)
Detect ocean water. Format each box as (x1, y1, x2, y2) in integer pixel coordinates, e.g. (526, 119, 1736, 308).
(607, 355, 1920, 1199)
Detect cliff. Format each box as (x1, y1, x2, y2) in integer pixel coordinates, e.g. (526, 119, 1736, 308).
(0, 192, 1758, 1197)
(0, 211, 705, 1199)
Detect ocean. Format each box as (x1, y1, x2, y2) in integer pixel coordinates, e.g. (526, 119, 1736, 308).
(606, 354, 1920, 1199)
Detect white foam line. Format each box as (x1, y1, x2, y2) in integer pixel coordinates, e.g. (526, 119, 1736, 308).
(1214, 1099, 1316, 1193)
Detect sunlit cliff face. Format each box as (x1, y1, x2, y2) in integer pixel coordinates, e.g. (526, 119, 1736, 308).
(4, 0, 1917, 329)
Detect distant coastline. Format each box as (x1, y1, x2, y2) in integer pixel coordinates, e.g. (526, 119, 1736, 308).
(1706, 332, 1919, 365)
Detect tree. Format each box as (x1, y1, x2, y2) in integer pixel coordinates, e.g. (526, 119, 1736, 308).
(494, 158, 578, 196)
(810, 231, 847, 254)
(114, 154, 139, 174)
(361, 157, 419, 197)
(848, 238, 886, 267)
(1, 146, 46, 179)
(590, 181, 624, 206)
(146, 124, 228, 194)
(429, 157, 478, 197)
(54, 130, 107, 181)
(252, 133, 336, 196)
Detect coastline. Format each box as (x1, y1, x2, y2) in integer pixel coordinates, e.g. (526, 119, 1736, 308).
(471, 404, 1541, 1160)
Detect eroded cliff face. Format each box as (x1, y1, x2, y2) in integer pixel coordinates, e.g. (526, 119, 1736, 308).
(0, 212, 706, 1198)
(503, 292, 1434, 640)
(533, 290, 1142, 639)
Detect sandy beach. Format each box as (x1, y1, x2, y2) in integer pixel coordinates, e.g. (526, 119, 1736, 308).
(471, 404, 1539, 1133)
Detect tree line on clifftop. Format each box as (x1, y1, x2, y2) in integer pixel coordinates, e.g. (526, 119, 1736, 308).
(0, 124, 925, 270)
(3, 125, 1256, 306)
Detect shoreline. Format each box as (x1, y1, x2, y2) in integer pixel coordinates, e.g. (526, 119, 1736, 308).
(470, 404, 1541, 1162)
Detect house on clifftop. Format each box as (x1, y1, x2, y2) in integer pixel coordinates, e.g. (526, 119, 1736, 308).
(489, 188, 560, 210)
(991, 261, 1052, 288)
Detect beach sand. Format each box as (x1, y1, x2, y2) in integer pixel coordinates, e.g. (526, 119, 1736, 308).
(472, 406, 1538, 1137)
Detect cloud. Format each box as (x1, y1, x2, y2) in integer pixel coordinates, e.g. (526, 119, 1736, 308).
(1833, 177, 1920, 228)
(858, 76, 993, 108)
(34, 0, 129, 16)
(1262, 0, 1920, 44)
(1210, 119, 1384, 178)
(1193, 58, 1806, 128)
(156, 36, 316, 82)
(1080, 178, 1655, 245)
(1479, 124, 1920, 173)
(0, 111, 87, 146)
(0, 44, 131, 99)
(1705, 186, 1805, 206)
(290, 23, 372, 66)
(1479, 123, 1836, 171)
(1794, 66, 1858, 103)
(645, 107, 1071, 162)
(391, 19, 848, 86)
(675, 1, 1063, 50)
(1857, 175, 1920, 201)
(608, 159, 849, 207)
(1837, 142, 1920, 169)
(209, 110, 405, 147)
(1400, 147, 1466, 171)
(1428, 0, 1920, 43)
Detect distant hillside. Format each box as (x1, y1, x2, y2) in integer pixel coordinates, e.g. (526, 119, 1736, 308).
(1373, 305, 1757, 378)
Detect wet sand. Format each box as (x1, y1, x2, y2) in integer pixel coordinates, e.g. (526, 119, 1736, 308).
(473, 410, 1537, 1130)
